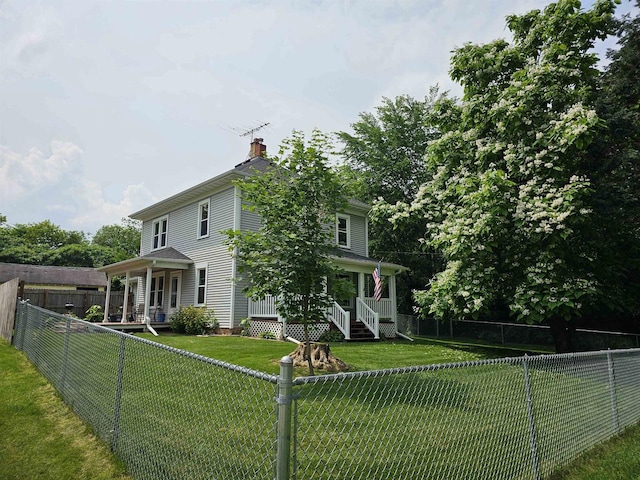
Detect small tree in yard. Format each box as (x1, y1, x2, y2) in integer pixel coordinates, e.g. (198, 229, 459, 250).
(225, 130, 352, 375)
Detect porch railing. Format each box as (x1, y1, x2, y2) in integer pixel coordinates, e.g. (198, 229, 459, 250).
(248, 295, 278, 318)
(363, 297, 393, 319)
(356, 298, 379, 339)
(327, 302, 350, 340)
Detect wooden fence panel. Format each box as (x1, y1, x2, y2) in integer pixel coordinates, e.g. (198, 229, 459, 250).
(21, 289, 129, 320)
(0, 278, 19, 342)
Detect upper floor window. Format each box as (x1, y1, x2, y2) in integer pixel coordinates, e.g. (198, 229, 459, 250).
(152, 216, 168, 250)
(198, 199, 210, 238)
(336, 214, 350, 249)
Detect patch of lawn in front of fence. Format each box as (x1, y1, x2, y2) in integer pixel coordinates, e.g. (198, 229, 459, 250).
(548, 422, 640, 480)
(0, 339, 130, 480)
(135, 332, 525, 375)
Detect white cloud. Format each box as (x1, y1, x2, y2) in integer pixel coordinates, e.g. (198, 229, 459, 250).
(0, 141, 83, 200)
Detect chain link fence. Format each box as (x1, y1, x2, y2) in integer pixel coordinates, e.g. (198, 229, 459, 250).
(13, 302, 279, 480)
(397, 315, 640, 350)
(11, 302, 640, 479)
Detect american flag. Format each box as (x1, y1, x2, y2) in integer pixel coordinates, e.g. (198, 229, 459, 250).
(372, 262, 382, 302)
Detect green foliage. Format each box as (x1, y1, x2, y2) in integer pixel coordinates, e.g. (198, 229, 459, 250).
(92, 219, 141, 261)
(84, 305, 104, 322)
(338, 90, 447, 314)
(318, 329, 345, 343)
(239, 318, 251, 336)
(169, 306, 218, 335)
(225, 130, 355, 372)
(377, 1, 620, 345)
(258, 331, 277, 340)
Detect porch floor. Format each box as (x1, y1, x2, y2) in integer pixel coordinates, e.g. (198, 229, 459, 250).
(97, 322, 172, 333)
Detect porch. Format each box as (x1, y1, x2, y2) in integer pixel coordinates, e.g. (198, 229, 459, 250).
(248, 294, 396, 341)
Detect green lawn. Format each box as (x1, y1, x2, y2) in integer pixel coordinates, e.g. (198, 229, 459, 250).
(134, 332, 543, 375)
(0, 339, 130, 480)
(8, 315, 640, 480)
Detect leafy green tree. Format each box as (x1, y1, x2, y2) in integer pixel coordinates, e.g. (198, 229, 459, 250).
(338, 91, 446, 313)
(10, 220, 86, 249)
(92, 219, 141, 261)
(225, 130, 353, 375)
(584, 0, 640, 325)
(376, 0, 619, 352)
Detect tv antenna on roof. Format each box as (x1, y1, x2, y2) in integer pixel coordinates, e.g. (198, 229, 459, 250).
(221, 121, 271, 139)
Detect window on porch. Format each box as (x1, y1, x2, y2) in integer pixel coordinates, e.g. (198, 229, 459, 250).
(149, 274, 165, 307)
(365, 274, 389, 299)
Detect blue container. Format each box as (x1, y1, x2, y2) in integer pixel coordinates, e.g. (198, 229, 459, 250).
(157, 313, 166, 322)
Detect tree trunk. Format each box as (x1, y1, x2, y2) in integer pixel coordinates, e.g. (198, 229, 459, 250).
(549, 316, 575, 353)
(289, 343, 349, 373)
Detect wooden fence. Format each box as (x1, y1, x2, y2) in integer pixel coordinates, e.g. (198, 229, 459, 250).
(0, 278, 19, 341)
(21, 289, 131, 320)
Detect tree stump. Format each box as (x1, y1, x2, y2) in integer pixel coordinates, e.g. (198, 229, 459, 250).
(289, 343, 349, 373)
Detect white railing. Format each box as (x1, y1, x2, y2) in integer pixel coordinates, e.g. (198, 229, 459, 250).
(357, 298, 379, 339)
(327, 302, 350, 340)
(363, 298, 393, 319)
(248, 295, 278, 318)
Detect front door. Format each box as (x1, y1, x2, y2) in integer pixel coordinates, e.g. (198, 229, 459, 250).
(169, 271, 182, 316)
(336, 272, 358, 317)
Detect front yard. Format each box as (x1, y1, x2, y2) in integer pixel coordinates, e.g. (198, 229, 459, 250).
(133, 332, 545, 375)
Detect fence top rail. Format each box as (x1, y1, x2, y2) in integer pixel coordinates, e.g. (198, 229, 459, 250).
(455, 318, 640, 336)
(20, 302, 279, 384)
(292, 347, 640, 385)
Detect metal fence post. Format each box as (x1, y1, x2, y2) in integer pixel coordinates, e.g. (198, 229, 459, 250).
(59, 318, 71, 396)
(276, 355, 293, 480)
(111, 335, 127, 452)
(606, 350, 620, 433)
(523, 355, 540, 480)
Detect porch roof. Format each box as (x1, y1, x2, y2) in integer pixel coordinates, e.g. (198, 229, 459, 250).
(331, 250, 408, 274)
(98, 247, 193, 277)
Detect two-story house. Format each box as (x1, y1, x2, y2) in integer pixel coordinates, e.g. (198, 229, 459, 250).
(99, 139, 407, 341)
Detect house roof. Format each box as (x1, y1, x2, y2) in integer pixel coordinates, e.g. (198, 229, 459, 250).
(0, 263, 108, 288)
(331, 250, 408, 273)
(97, 247, 193, 276)
(129, 153, 371, 221)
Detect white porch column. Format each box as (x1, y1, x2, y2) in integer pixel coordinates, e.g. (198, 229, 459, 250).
(103, 275, 112, 323)
(121, 271, 130, 323)
(390, 274, 398, 324)
(358, 272, 365, 301)
(144, 267, 152, 323)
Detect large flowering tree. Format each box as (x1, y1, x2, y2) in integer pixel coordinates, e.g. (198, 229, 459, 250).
(375, 0, 618, 352)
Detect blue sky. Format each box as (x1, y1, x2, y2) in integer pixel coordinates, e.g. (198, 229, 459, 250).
(0, 0, 636, 234)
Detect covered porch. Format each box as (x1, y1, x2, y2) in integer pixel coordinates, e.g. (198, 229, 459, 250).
(97, 247, 193, 326)
(249, 255, 406, 341)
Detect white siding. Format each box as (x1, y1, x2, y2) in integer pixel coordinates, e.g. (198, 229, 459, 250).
(349, 214, 367, 257)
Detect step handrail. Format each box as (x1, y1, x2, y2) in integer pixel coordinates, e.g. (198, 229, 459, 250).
(356, 298, 379, 339)
(327, 301, 350, 340)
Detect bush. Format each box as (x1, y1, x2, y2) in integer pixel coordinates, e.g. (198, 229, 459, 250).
(318, 329, 345, 343)
(84, 305, 103, 322)
(258, 331, 277, 340)
(239, 318, 250, 336)
(169, 306, 218, 335)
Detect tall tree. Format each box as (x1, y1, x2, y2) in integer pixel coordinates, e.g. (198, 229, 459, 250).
(376, 0, 619, 352)
(92, 219, 142, 261)
(338, 91, 446, 313)
(225, 130, 352, 375)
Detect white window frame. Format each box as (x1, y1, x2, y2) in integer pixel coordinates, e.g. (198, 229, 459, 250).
(336, 214, 351, 249)
(198, 199, 210, 239)
(169, 271, 182, 311)
(149, 273, 165, 308)
(151, 215, 168, 251)
(195, 263, 208, 306)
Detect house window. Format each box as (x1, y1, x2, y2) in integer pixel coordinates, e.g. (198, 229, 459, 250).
(195, 264, 208, 306)
(149, 274, 165, 307)
(170, 276, 179, 308)
(198, 199, 210, 238)
(152, 216, 168, 250)
(336, 214, 350, 248)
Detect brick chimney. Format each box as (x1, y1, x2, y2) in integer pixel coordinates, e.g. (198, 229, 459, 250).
(249, 138, 266, 158)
